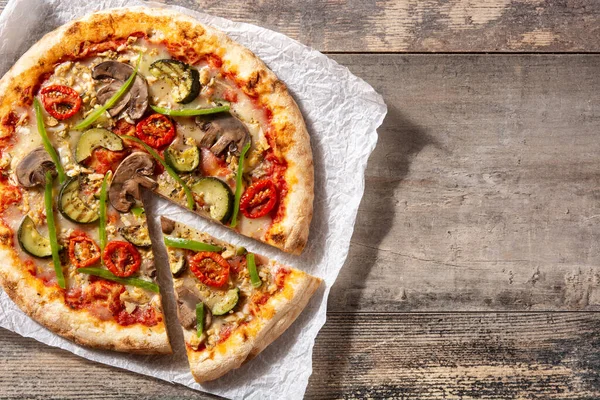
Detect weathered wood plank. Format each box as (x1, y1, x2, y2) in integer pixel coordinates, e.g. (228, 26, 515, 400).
(1, 313, 600, 399)
(328, 54, 600, 312)
(159, 0, 600, 53)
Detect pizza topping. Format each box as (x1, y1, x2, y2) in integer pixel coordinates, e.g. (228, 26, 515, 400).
(68, 231, 100, 268)
(188, 251, 230, 288)
(230, 141, 251, 228)
(58, 176, 100, 224)
(191, 177, 234, 223)
(74, 56, 141, 130)
(123, 136, 196, 210)
(246, 253, 262, 288)
(150, 104, 230, 117)
(103, 240, 141, 277)
(119, 224, 152, 248)
(195, 113, 250, 156)
(160, 216, 176, 235)
(40, 85, 82, 120)
(164, 142, 200, 173)
(108, 152, 157, 213)
(98, 172, 110, 251)
(135, 114, 176, 149)
(34, 98, 66, 184)
(75, 128, 124, 163)
(175, 286, 203, 329)
(44, 171, 66, 289)
(196, 302, 205, 337)
(92, 60, 149, 119)
(78, 267, 159, 293)
(17, 215, 52, 258)
(170, 253, 187, 277)
(163, 236, 223, 252)
(149, 59, 200, 104)
(15, 147, 56, 188)
(211, 288, 240, 316)
(240, 179, 278, 219)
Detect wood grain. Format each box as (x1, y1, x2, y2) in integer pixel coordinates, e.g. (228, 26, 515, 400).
(328, 53, 600, 312)
(162, 0, 600, 53)
(1, 313, 600, 399)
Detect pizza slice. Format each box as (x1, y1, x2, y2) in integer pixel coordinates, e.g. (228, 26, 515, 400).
(161, 217, 321, 382)
(0, 163, 170, 353)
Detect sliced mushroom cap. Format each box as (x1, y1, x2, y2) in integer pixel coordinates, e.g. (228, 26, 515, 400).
(109, 152, 157, 213)
(175, 286, 212, 330)
(160, 217, 176, 235)
(92, 61, 149, 120)
(195, 114, 250, 156)
(96, 80, 131, 117)
(15, 147, 57, 188)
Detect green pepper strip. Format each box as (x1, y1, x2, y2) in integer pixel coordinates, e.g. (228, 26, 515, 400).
(98, 171, 111, 253)
(123, 136, 195, 210)
(44, 172, 66, 289)
(34, 98, 66, 184)
(163, 236, 223, 252)
(246, 253, 261, 288)
(73, 54, 142, 131)
(78, 267, 160, 293)
(131, 205, 145, 218)
(230, 142, 251, 228)
(196, 302, 205, 337)
(150, 104, 230, 117)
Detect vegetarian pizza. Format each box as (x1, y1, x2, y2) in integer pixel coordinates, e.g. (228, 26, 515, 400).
(162, 217, 321, 382)
(0, 6, 318, 374)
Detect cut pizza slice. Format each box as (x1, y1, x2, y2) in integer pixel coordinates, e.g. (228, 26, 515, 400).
(161, 217, 321, 382)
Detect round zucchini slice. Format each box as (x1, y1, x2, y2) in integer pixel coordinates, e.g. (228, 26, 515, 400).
(170, 254, 187, 277)
(149, 59, 200, 104)
(18, 216, 52, 258)
(164, 144, 200, 173)
(58, 176, 99, 224)
(119, 225, 152, 248)
(211, 288, 240, 316)
(75, 128, 124, 163)
(192, 177, 234, 223)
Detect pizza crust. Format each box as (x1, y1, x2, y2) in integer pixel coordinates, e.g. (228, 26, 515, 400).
(0, 245, 171, 354)
(186, 270, 322, 382)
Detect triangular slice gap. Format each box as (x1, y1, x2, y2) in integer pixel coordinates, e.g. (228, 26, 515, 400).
(160, 217, 321, 382)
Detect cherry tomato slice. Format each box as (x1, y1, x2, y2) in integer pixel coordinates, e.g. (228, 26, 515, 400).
(189, 251, 230, 288)
(103, 241, 141, 277)
(135, 114, 176, 149)
(40, 85, 82, 120)
(68, 231, 101, 268)
(240, 179, 278, 219)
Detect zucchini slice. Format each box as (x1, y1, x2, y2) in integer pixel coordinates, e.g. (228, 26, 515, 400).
(58, 176, 99, 224)
(192, 177, 234, 223)
(211, 288, 240, 316)
(119, 225, 152, 247)
(75, 128, 124, 163)
(149, 59, 200, 104)
(170, 254, 187, 277)
(18, 216, 52, 258)
(164, 144, 200, 173)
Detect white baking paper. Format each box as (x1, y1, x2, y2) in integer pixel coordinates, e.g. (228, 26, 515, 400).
(0, 1, 387, 398)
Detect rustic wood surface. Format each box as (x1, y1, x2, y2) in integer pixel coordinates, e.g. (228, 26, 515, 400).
(2, 1, 600, 399)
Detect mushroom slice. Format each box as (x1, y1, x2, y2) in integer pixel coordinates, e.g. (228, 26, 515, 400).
(92, 61, 149, 120)
(160, 216, 175, 235)
(96, 80, 131, 117)
(175, 286, 212, 331)
(195, 114, 250, 156)
(109, 152, 157, 213)
(15, 147, 57, 188)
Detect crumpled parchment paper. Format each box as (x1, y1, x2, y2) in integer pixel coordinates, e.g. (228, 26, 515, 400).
(0, 0, 387, 398)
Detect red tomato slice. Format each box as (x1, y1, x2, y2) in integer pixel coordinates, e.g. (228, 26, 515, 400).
(68, 231, 101, 269)
(103, 241, 141, 277)
(40, 85, 82, 120)
(240, 179, 278, 219)
(189, 251, 230, 288)
(135, 114, 176, 149)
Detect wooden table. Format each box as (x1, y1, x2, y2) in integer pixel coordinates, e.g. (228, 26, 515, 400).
(2, 1, 600, 398)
